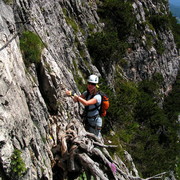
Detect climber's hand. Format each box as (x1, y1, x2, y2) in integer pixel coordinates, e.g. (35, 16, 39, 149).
(66, 90, 72, 96)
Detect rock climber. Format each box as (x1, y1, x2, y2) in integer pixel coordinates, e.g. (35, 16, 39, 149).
(66, 74, 102, 138)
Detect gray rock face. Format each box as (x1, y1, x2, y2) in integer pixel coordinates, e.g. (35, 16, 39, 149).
(124, 1, 179, 92)
(0, 0, 179, 179)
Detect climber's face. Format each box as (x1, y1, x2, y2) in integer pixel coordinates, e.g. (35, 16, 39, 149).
(87, 82, 96, 94)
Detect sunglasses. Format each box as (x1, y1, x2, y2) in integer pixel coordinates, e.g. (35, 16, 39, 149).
(88, 82, 96, 86)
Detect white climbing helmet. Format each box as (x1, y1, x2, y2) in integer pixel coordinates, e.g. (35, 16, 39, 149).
(87, 74, 99, 84)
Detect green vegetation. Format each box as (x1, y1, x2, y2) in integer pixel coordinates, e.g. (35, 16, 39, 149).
(87, 31, 118, 64)
(78, 172, 87, 180)
(101, 73, 179, 177)
(154, 39, 165, 55)
(143, 7, 180, 50)
(87, 0, 134, 75)
(20, 31, 44, 67)
(88, 23, 96, 33)
(146, 11, 180, 50)
(3, 0, 13, 5)
(163, 71, 180, 179)
(119, 58, 128, 68)
(74, 74, 86, 93)
(149, 15, 170, 30)
(132, 78, 178, 176)
(101, 80, 140, 156)
(97, 0, 135, 40)
(87, 0, 180, 67)
(63, 8, 79, 33)
(10, 149, 27, 179)
(86, 0, 180, 178)
(0, 165, 7, 180)
(146, 34, 153, 49)
(169, 13, 180, 49)
(65, 17, 78, 33)
(87, 0, 180, 177)
(87, 30, 129, 75)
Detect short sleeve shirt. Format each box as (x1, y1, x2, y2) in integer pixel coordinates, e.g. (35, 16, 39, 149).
(83, 91, 102, 118)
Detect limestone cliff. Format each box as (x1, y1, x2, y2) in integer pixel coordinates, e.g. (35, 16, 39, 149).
(0, 0, 179, 180)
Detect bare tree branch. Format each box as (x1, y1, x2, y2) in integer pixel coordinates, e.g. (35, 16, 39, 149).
(49, 116, 165, 180)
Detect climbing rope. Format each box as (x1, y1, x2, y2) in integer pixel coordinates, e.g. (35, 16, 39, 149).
(0, 17, 82, 115)
(0, 19, 77, 92)
(0, 33, 19, 52)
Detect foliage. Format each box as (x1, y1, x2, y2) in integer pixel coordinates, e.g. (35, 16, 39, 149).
(154, 39, 165, 55)
(163, 71, 180, 179)
(87, 31, 128, 76)
(3, 0, 13, 5)
(65, 16, 78, 33)
(175, 157, 180, 179)
(163, 71, 180, 124)
(126, 76, 178, 177)
(10, 149, 27, 179)
(88, 23, 96, 32)
(169, 12, 180, 49)
(74, 75, 86, 93)
(101, 72, 179, 177)
(97, 0, 135, 39)
(63, 8, 79, 33)
(145, 8, 180, 52)
(102, 80, 139, 143)
(145, 10, 180, 50)
(119, 58, 128, 68)
(149, 14, 170, 31)
(147, 11, 180, 50)
(86, 0, 180, 178)
(78, 172, 87, 180)
(20, 31, 44, 67)
(86, 0, 133, 76)
(87, 31, 120, 63)
(0, 164, 7, 180)
(145, 34, 153, 49)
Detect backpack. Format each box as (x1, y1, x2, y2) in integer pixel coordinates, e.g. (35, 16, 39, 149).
(98, 91, 110, 117)
(85, 91, 110, 117)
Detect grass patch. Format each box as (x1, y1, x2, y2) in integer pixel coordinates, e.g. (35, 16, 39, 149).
(20, 31, 44, 67)
(10, 149, 27, 179)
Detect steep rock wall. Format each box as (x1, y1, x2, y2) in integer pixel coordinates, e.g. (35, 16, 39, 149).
(0, 0, 179, 179)
(125, 0, 179, 94)
(0, 1, 52, 179)
(0, 0, 102, 179)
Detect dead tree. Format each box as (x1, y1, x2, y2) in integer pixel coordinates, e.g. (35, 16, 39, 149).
(48, 116, 166, 180)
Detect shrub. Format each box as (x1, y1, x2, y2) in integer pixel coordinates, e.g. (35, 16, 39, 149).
(155, 39, 165, 55)
(163, 71, 180, 179)
(87, 31, 119, 63)
(87, 31, 128, 76)
(149, 15, 170, 30)
(101, 72, 178, 177)
(65, 17, 78, 33)
(103, 80, 139, 135)
(97, 0, 135, 39)
(10, 149, 27, 179)
(119, 58, 128, 68)
(3, 0, 13, 5)
(131, 77, 179, 177)
(169, 13, 180, 49)
(87, 0, 134, 75)
(20, 31, 44, 67)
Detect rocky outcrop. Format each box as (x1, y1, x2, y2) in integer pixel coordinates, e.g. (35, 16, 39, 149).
(0, 0, 102, 179)
(125, 1, 179, 93)
(0, 0, 179, 179)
